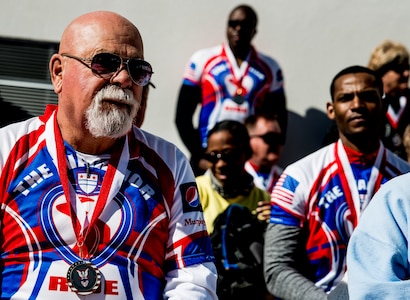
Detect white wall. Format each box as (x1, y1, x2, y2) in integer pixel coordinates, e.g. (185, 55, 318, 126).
(2, 0, 410, 166)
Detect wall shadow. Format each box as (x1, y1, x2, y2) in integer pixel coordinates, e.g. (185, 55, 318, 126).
(278, 108, 336, 168)
(0, 92, 33, 128)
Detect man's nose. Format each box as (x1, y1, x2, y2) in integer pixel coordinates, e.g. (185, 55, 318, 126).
(110, 65, 133, 89)
(351, 95, 365, 108)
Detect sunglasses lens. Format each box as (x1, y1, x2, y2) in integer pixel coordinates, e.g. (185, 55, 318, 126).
(91, 53, 121, 77)
(393, 64, 410, 74)
(261, 132, 283, 153)
(128, 59, 153, 86)
(228, 20, 239, 28)
(91, 53, 153, 86)
(204, 152, 218, 164)
(204, 150, 240, 164)
(228, 20, 254, 29)
(260, 132, 275, 144)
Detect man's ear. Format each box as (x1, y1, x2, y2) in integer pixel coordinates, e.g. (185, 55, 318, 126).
(251, 28, 257, 40)
(49, 54, 63, 93)
(326, 102, 335, 120)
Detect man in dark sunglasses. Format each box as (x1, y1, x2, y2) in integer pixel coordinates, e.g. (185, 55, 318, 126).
(175, 4, 287, 177)
(0, 11, 217, 299)
(245, 114, 284, 193)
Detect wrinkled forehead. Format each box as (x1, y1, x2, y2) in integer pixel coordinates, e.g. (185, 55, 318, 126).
(332, 73, 382, 102)
(335, 73, 378, 91)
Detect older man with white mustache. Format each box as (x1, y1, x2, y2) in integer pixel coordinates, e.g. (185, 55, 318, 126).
(0, 11, 217, 300)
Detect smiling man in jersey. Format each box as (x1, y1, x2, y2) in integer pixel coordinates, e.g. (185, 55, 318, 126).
(263, 65, 410, 300)
(0, 11, 217, 299)
(175, 4, 287, 176)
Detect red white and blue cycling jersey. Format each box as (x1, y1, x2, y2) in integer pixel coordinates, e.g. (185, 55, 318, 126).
(270, 140, 410, 292)
(182, 43, 284, 147)
(0, 105, 215, 299)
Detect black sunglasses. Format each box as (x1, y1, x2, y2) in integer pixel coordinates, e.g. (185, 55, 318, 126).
(62, 52, 153, 86)
(203, 149, 241, 164)
(228, 20, 254, 29)
(251, 132, 283, 152)
(390, 63, 410, 74)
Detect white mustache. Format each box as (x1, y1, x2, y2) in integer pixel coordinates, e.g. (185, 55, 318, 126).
(95, 85, 136, 106)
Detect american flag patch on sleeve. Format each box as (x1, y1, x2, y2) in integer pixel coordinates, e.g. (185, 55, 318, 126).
(272, 174, 299, 205)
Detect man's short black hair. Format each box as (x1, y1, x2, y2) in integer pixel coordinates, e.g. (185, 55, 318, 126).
(330, 65, 384, 101)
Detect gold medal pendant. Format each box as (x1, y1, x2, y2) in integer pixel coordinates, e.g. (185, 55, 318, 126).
(233, 87, 245, 104)
(67, 260, 101, 295)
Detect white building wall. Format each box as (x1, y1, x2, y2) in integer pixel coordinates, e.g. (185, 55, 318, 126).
(1, 0, 410, 166)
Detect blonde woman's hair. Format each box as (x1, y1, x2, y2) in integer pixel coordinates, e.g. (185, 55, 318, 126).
(368, 40, 409, 75)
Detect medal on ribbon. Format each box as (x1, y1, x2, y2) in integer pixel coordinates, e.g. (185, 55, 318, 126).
(233, 87, 245, 104)
(67, 260, 101, 295)
(221, 45, 250, 106)
(53, 115, 126, 295)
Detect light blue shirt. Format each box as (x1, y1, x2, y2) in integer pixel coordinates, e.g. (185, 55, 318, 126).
(347, 172, 410, 299)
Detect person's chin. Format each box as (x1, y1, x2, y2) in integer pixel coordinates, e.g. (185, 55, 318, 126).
(399, 83, 409, 92)
(348, 127, 374, 138)
(228, 37, 241, 47)
(215, 174, 228, 183)
(265, 159, 278, 167)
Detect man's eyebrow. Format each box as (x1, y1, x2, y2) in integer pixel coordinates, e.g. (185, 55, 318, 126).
(335, 92, 353, 98)
(358, 89, 377, 93)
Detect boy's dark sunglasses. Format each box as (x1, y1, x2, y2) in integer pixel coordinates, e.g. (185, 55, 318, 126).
(62, 53, 153, 86)
(203, 149, 241, 164)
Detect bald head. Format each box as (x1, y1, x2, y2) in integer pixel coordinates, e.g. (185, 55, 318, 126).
(50, 11, 148, 153)
(59, 11, 144, 59)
